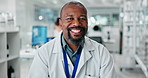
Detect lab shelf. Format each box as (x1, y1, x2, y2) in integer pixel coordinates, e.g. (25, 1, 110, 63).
(7, 58, 20, 78)
(0, 26, 20, 78)
(0, 58, 6, 64)
(0, 62, 7, 78)
(7, 55, 19, 61)
(122, 0, 148, 77)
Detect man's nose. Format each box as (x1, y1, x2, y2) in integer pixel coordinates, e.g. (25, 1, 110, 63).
(73, 19, 81, 26)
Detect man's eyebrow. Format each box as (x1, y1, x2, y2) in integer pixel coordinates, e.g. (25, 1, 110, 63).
(80, 14, 87, 16)
(65, 15, 73, 17)
(80, 15, 87, 17)
(63, 14, 87, 18)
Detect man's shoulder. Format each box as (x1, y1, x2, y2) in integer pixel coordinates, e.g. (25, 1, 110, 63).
(85, 36, 104, 46)
(41, 38, 56, 48)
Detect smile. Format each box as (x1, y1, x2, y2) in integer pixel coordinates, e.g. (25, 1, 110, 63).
(71, 29, 81, 33)
(68, 26, 83, 34)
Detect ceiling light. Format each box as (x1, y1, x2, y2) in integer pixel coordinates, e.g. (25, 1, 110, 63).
(38, 16, 43, 20)
(53, 0, 57, 4)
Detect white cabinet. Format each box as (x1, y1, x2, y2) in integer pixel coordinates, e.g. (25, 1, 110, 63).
(0, 27, 20, 78)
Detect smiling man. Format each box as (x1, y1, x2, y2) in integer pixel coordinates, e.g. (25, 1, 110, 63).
(28, 1, 117, 78)
(60, 2, 88, 52)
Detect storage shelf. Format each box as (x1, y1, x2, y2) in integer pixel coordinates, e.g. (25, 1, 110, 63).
(0, 26, 19, 33)
(7, 55, 19, 61)
(0, 1, 20, 78)
(0, 26, 20, 78)
(122, 0, 148, 78)
(0, 27, 5, 32)
(0, 58, 6, 64)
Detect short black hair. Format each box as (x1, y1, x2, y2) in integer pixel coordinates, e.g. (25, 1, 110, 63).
(55, 17, 60, 26)
(60, 1, 87, 18)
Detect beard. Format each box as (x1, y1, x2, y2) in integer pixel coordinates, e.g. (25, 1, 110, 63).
(67, 26, 87, 45)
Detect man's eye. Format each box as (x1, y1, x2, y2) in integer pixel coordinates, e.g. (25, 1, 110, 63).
(65, 18, 74, 21)
(79, 18, 87, 21)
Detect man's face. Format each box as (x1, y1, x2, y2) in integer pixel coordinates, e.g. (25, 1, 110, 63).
(60, 4, 88, 44)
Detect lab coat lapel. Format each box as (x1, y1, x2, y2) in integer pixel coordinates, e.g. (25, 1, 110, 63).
(52, 32, 62, 54)
(52, 33, 67, 74)
(75, 37, 95, 77)
(52, 33, 74, 75)
(53, 34, 95, 77)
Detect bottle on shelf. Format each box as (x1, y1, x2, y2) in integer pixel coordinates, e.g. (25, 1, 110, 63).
(8, 66, 15, 78)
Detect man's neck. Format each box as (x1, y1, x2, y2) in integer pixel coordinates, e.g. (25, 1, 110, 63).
(65, 39, 79, 52)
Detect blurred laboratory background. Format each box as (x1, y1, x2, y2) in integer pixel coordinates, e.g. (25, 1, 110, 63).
(0, 0, 148, 78)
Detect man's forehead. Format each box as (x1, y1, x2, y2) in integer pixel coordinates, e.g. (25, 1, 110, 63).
(62, 11, 87, 18)
(60, 2, 87, 18)
(63, 4, 84, 10)
(64, 14, 87, 17)
(62, 4, 87, 14)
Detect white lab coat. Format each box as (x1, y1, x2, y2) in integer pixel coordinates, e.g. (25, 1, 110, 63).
(28, 33, 117, 78)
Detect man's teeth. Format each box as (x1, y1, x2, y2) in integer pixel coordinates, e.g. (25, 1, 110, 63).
(71, 30, 80, 33)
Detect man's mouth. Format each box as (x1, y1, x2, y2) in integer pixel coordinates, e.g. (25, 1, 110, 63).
(70, 29, 81, 33)
(67, 26, 86, 41)
(68, 27, 83, 34)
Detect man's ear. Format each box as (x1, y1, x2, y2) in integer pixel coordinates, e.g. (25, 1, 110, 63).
(59, 18, 62, 26)
(59, 18, 63, 30)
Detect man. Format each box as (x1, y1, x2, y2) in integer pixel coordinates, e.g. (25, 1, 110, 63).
(28, 1, 116, 78)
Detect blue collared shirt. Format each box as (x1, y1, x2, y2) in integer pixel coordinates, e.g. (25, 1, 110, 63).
(61, 36, 84, 65)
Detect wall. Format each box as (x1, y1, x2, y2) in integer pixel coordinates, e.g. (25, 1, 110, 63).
(15, 0, 55, 49)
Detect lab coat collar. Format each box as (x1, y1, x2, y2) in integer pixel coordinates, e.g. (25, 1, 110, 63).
(75, 36, 95, 77)
(52, 32, 63, 54)
(52, 32, 95, 53)
(52, 32, 95, 77)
